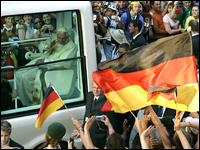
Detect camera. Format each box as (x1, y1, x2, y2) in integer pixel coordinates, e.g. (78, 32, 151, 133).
(93, 15, 97, 21)
(96, 116, 105, 121)
(111, 15, 117, 20)
(70, 136, 74, 147)
(144, 22, 150, 28)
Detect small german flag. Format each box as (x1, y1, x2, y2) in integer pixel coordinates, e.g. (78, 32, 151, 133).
(35, 83, 64, 130)
(93, 32, 199, 113)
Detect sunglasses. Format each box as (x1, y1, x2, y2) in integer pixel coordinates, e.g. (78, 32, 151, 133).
(35, 21, 41, 24)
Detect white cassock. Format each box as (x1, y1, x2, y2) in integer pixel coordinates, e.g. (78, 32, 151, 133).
(16, 33, 77, 106)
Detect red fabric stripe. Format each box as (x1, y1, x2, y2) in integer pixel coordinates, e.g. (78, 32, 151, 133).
(101, 99, 112, 111)
(93, 56, 197, 94)
(176, 7, 183, 15)
(37, 91, 60, 118)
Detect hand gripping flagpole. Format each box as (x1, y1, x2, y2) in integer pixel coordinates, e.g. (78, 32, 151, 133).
(50, 82, 74, 119)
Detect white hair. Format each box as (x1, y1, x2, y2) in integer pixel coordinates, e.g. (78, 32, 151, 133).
(57, 27, 69, 36)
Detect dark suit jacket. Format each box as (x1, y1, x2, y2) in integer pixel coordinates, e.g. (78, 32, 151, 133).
(9, 138, 24, 149)
(151, 105, 189, 119)
(192, 34, 199, 63)
(83, 92, 118, 149)
(130, 33, 147, 50)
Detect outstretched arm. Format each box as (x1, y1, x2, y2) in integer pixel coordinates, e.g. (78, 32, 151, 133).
(147, 106, 172, 149)
(84, 116, 98, 149)
(101, 115, 115, 134)
(174, 118, 192, 149)
(140, 125, 155, 149)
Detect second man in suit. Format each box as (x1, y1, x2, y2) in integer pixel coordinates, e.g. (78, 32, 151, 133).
(129, 19, 147, 50)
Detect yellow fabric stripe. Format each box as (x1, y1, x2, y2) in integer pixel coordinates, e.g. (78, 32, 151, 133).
(105, 83, 199, 113)
(35, 98, 64, 130)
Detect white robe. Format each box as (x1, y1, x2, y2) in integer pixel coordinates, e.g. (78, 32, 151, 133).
(16, 34, 77, 106)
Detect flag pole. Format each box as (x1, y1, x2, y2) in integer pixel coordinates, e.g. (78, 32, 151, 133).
(63, 103, 74, 119)
(174, 90, 178, 119)
(50, 83, 74, 118)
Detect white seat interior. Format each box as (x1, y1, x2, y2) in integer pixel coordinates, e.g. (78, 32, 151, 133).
(44, 69, 75, 98)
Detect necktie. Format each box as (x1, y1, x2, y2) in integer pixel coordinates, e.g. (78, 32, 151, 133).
(92, 98, 98, 110)
(157, 106, 163, 117)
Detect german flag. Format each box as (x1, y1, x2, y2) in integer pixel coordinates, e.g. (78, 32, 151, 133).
(93, 32, 199, 113)
(35, 83, 64, 130)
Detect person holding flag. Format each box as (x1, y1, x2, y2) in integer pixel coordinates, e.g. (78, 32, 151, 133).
(37, 122, 66, 149)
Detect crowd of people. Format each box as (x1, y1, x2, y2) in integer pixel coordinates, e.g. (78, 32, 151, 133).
(1, 1, 199, 149)
(1, 81, 199, 149)
(91, 1, 199, 66)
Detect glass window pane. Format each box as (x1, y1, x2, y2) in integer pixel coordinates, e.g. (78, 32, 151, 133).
(1, 10, 84, 115)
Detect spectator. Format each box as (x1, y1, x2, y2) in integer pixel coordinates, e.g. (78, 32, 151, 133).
(1, 78, 22, 111)
(72, 81, 118, 149)
(175, 1, 192, 29)
(91, 1, 101, 14)
(184, 116, 199, 148)
(2, 16, 17, 38)
(185, 5, 199, 30)
(13, 15, 22, 35)
(69, 12, 78, 44)
(2, 16, 19, 56)
(1, 120, 24, 149)
(141, 12, 154, 43)
(189, 20, 199, 65)
(16, 27, 77, 106)
(130, 133, 141, 149)
(149, 1, 168, 41)
(160, 116, 176, 147)
(174, 118, 193, 149)
(147, 105, 172, 149)
(93, 10, 107, 37)
(38, 122, 66, 149)
(117, 43, 131, 57)
(33, 15, 43, 38)
(40, 13, 56, 37)
(72, 115, 126, 149)
(121, 1, 144, 42)
(16, 14, 35, 40)
(163, 2, 186, 35)
(152, 105, 176, 118)
(109, 28, 126, 59)
(1, 32, 19, 68)
(103, 5, 122, 30)
(129, 19, 147, 50)
(99, 2, 108, 17)
(116, 1, 129, 17)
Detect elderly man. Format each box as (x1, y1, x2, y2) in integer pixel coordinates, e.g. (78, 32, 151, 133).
(72, 81, 118, 149)
(16, 27, 77, 106)
(1, 120, 24, 149)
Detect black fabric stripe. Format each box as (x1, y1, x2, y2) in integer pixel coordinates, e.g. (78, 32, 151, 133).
(97, 32, 192, 73)
(43, 87, 54, 100)
(148, 86, 177, 94)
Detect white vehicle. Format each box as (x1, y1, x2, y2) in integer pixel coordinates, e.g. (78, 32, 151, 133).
(1, 1, 96, 148)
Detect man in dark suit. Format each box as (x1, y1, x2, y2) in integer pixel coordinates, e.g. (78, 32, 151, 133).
(129, 19, 147, 50)
(72, 81, 118, 149)
(1, 120, 24, 149)
(189, 20, 199, 65)
(152, 105, 189, 119)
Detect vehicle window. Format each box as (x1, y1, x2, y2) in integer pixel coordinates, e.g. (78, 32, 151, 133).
(1, 11, 84, 115)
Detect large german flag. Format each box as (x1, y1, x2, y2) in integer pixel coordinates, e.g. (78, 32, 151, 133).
(35, 83, 64, 130)
(93, 32, 199, 113)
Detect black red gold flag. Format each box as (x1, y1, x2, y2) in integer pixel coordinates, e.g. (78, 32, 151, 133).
(93, 32, 199, 113)
(35, 83, 64, 130)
